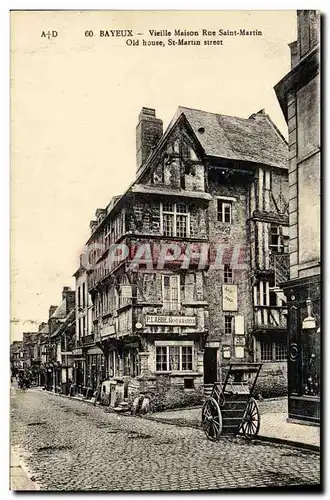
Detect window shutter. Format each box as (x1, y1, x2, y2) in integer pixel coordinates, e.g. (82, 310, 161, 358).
(234, 315, 245, 335)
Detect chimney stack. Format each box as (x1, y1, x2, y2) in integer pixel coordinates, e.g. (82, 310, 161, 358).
(62, 286, 75, 311)
(289, 41, 298, 69)
(136, 107, 163, 173)
(38, 322, 48, 332)
(49, 305, 57, 318)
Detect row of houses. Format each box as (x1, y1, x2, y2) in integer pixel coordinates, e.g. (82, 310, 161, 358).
(12, 100, 292, 409)
(11, 12, 320, 418)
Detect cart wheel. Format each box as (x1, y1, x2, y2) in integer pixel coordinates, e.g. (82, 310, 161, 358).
(201, 397, 222, 442)
(240, 397, 260, 439)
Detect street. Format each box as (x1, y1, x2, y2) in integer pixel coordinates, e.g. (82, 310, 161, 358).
(11, 385, 320, 491)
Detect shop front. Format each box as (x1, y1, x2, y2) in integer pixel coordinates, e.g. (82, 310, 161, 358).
(85, 346, 106, 396)
(284, 275, 320, 424)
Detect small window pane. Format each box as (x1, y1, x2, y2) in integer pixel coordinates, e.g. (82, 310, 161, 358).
(177, 203, 188, 214)
(169, 346, 180, 370)
(224, 265, 233, 284)
(163, 213, 174, 236)
(225, 316, 234, 334)
(156, 346, 167, 371)
(182, 346, 193, 370)
(275, 341, 287, 361)
(163, 202, 174, 213)
(261, 341, 273, 361)
(176, 214, 188, 238)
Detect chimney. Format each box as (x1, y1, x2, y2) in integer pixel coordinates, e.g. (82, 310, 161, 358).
(49, 305, 57, 318)
(90, 220, 98, 233)
(62, 286, 75, 312)
(249, 109, 266, 120)
(38, 322, 47, 332)
(136, 107, 163, 173)
(289, 41, 298, 69)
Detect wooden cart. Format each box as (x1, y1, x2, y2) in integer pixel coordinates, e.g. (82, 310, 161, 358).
(201, 363, 263, 441)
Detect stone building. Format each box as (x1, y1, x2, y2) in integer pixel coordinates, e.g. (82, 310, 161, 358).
(42, 286, 76, 392)
(10, 340, 23, 371)
(275, 10, 320, 423)
(72, 262, 103, 396)
(77, 105, 289, 408)
(22, 332, 39, 369)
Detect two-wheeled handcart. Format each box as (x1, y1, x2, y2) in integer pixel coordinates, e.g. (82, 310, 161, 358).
(201, 363, 263, 441)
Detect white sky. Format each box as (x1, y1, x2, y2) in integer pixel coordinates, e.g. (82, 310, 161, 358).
(10, 10, 297, 341)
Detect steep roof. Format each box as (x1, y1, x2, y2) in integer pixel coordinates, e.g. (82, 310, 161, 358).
(50, 300, 67, 320)
(39, 324, 49, 335)
(51, 309, 75, 338)
(174, 106, 288, 169)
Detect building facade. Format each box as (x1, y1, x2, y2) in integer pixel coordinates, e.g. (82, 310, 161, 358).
(73, 264, 103, 396)
(42, 287, 76, 392)
(275, 10, 320, 423)
(75, 105, 289, 409)
(10, 340, 24, 372)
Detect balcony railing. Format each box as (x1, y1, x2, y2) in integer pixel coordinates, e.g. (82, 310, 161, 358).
(254, 305, 287, 329)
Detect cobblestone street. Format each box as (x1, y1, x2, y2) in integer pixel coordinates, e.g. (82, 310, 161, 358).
(10, 385, 320, 491)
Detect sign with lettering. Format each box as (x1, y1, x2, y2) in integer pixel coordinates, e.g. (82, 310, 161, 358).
(100, 324, 116, 337)
(234, 336, 246, 347)
(145, 315, 196, 326)
(222, 284, 238, 311)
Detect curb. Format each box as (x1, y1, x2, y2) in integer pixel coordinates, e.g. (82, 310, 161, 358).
(11, 449, 41, 491)
(144, 416, 320, 452)
(255, 434, 320, 453)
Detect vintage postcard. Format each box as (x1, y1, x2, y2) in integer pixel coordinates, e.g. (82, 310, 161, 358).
(10, 10, 321, 492)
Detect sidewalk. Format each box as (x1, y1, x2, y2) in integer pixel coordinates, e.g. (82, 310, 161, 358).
(145, 397, 320, 451)
(10, 449, 39, 491)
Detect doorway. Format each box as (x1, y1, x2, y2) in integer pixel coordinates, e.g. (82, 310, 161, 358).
(203, 348, 218, 384)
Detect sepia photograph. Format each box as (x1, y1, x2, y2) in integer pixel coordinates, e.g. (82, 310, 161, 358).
(9, 9, 321, 492)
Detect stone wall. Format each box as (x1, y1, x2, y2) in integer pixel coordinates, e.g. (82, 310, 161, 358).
(206, 178, 252, 364)
(127, 374, 204, 412)
(253, 362, 287, 399)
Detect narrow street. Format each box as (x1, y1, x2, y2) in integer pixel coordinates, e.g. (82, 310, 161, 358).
(10, 385, 320, 491)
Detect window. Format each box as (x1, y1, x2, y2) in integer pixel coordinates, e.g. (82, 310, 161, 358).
(156, 346, 167, 371)
(269, 291, 277, 307)
(224, 265, 233, 284)
(275, 341, 287, 361)
(217, 200, 232, 223)
(82, 283, 86, 307)
(182, 346, 193, 370)
(161, 202, 189, 237)
(169, 346, 180, 370)
(269, 225, 289, 254)
(261, 340, 273, 361)
(225, 315, 234, 335)
(156, 345, 193, 372)
(162, 275, 180, 310)
(260, 340, 287, 362)
(184, 378, 194, 390)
